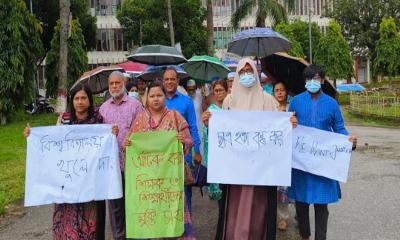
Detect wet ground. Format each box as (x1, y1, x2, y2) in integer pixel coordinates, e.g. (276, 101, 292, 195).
(1, 125, 399, 240)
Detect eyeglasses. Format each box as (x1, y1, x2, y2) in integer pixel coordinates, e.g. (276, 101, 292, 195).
(238, 68, 254, 75)
(214, 88, 226, 93)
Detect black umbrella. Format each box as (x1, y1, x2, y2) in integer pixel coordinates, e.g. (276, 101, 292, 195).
(70, 66, 125, 94)
(228, 28, 291, 58)
(127, 44, 187, 66)
(261, 52, 338, 99)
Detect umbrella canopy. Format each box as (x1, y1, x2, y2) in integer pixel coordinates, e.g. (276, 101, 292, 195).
(138, 65, 191, 84)
(127, 44, 187, 66)
(116, 61, 148, 74)
(228, 27, 291, 58)
(71, 65, 124, 94)
(182, 55, 230, 82)
(261, 52, 338, 99)
(336, 83, 366, 93)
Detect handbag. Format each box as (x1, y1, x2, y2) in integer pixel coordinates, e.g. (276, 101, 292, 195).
(172, 110, 193, 186)
(191, 164, 208, 187)
(191, 164, 208, 196)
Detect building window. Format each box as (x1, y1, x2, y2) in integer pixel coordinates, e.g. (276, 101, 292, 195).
(96, 28, 133, 51)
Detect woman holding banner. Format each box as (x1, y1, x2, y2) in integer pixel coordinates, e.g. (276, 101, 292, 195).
(202, 80, 228, 239)
(203, 58, 297, 240)
(273, 81, 292, 231)
(24, 83, 118, 240)
(202, 79, 229, 200)
(125, 81, 195, 239)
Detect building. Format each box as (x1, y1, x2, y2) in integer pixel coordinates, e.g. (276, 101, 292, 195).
(87, 0, 133, 69)
(37, 0, 133, 94)
(202, 0, 331, 59)
(204, 0, 369, 83)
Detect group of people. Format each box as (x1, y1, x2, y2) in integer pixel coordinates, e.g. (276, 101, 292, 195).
(24, 57, 357, 240)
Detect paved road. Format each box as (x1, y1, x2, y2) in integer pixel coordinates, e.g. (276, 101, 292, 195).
(1, 126, 399, 240)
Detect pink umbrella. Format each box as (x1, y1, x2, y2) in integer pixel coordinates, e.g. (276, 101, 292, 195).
(117, 61, 148, 74)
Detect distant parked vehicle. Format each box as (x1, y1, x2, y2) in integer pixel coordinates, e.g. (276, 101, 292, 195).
(24, 95, 54, 114)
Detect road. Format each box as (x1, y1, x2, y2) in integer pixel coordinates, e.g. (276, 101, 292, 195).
(1, 125, 399, 240)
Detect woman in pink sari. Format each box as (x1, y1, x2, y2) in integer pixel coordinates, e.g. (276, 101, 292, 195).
(125, 81, 196, 239)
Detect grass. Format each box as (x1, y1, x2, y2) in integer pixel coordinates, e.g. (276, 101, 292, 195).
(342, 107, 400, 128)
(338, 93, 351, 105)
(94, 95, 106, 107)
(353, 104, 400, 118)
(0, 110, 57, 215)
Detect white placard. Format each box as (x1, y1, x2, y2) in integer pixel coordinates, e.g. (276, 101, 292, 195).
(208, 110, 292, 186)
(24, 124, 122, 207)
(292, 125, 353, 182)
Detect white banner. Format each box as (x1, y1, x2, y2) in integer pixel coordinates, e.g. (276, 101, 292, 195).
(292, 125, 353, 182)
(24, 124, 122, 207)
(208, 110, 292, 186)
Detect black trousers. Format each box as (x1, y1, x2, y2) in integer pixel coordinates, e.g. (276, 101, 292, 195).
(108, 174, 126, 240)
(95, 200, 106, 240)
(295, 201, 329, 240)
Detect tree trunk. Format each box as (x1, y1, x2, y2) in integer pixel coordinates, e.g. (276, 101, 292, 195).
(207, 0, 214, 56)
(57, 0, 70, 113)
(167, 0, 175, 46)
(0, 112, 6, 126)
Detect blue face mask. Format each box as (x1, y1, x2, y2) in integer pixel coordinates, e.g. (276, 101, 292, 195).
(239, 73, 256, 88)
(305, 79, 321, 93)
(128, 92, 140, 100)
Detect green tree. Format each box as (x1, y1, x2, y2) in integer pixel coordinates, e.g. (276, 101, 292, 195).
(24, 0, 97, 52)
(314, 20, 354, 86)
(0, 0, 44, 124)
(374, 17, 400, 81)
(117, 0, 207, 57)
(231, 0, 295, 29)
(45, 20, 88, 97)
(276, 19, 321, 61)
(274, 22, 304, 58)
(328, 0, 400, 58)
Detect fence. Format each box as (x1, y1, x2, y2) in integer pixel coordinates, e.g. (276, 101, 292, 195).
(350, 93, 400, 119)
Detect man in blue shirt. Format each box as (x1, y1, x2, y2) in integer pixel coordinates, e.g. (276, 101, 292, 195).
(287, 64, 357, 240)
(163, 67, 202, 212)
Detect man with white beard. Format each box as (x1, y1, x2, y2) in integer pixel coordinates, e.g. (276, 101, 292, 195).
(99, 71, 143, 240)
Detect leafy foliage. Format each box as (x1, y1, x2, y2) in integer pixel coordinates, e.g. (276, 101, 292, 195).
(117, 0, 207, 58)
(231, 0, 295, 29)
(314, 21, 354, 83)
(275, 19, 321, 61)
(373, 17, 400, 77)
(274, 22, 305, 58)
(24, 0, 97, 52)
(328, 0, 400, 58)
(45, 20, 88, 97)
(0, 0, 44, 123)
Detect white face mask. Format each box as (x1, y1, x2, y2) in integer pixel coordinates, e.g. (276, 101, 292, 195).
(305, 79, 321, 93)
(239, 73, 256, 88)
(128, 91, 140, 100)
